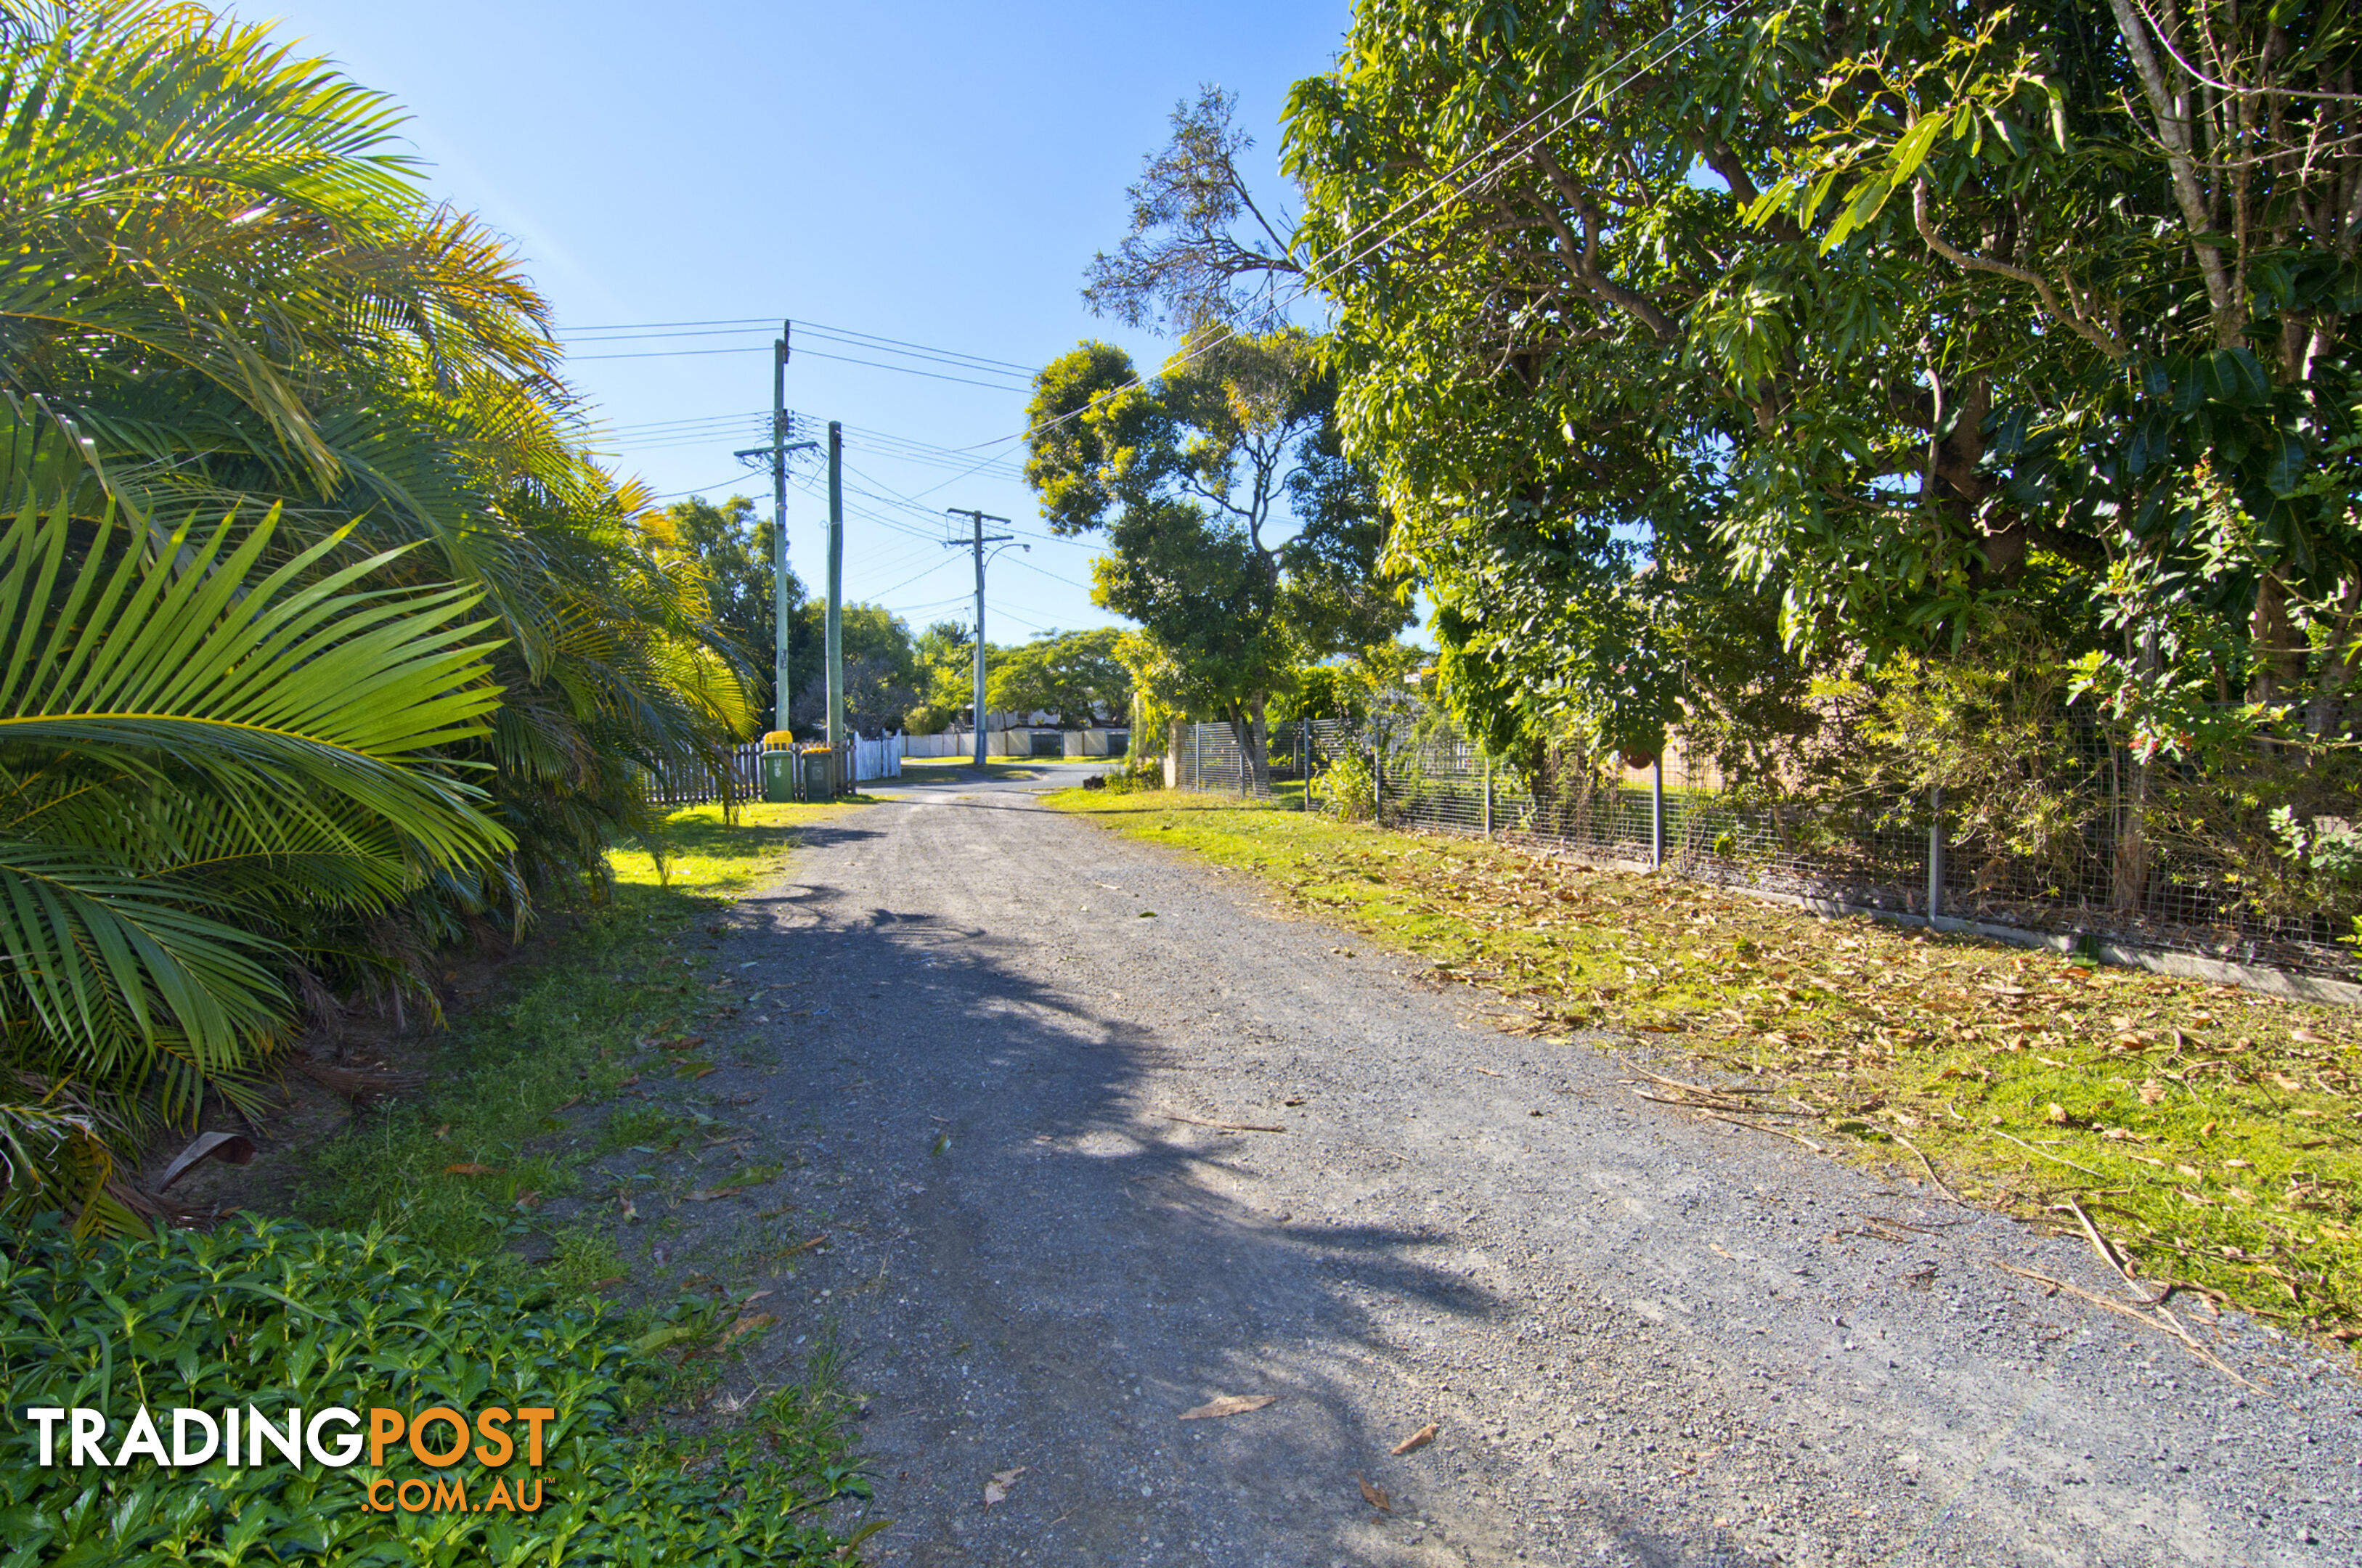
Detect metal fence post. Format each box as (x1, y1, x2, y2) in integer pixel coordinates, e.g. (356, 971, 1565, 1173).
(1192, 723, 1202, 791)
(1372, 732, 1382, 824)
(1928, 784, 1945, 920)
(1299, 722, 1309, 812)
(1482, 749, 1493, 838)
(1651, 758, 1665, 870)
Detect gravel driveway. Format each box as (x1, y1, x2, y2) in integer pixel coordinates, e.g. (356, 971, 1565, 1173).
(663, 766, 2358, 1567)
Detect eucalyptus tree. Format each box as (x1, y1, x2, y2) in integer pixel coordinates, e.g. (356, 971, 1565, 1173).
(1025, 329, 1409, 788)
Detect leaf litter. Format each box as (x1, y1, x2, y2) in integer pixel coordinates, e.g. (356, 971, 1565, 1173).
(1057, 793, 2362, 1346)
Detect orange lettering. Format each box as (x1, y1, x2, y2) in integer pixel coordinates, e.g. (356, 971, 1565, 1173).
(367, 1478, 394, 1511)
(367, 1408, 405, 1469)
(484, 1477, 516, 1512)
(516, 1407, 555, 1467)
(517, 1477, 544, 1512)
(431, 1477, 467, 1512)
(408, 1407, 469, 1468)
(473, 1407, 513, 1467)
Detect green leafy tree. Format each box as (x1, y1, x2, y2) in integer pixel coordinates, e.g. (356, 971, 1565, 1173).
(987, 627, 1133, 728)
(790, 603, 919, 735)
(0, 0, 760, 1217)
(905, 620, 980, 734)
(1026, 330, 1407, 787)
(1, 502, 507, 1230)
(1282, 0, 2361, 900)
(653, 494, 812, 728)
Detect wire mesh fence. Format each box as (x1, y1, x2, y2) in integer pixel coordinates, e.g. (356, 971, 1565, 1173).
(1165, 701, 2358, 984)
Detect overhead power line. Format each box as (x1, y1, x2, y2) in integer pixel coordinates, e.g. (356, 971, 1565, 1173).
(889, 2, 1744, 502)
(558, 316, 1037, 375)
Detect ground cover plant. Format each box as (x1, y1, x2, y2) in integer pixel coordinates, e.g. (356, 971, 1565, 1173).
(1051, 788, 2362, 1344)
(0, 1216, 866, 1567)
(1, 801, 878, 1564)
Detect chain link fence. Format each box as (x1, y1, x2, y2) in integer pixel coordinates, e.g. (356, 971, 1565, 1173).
(1162, 701, 2357, 984)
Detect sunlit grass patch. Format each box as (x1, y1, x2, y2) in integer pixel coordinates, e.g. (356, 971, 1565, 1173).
(1051, 788, 2362, 1344)
(304, 799, 868, 1267)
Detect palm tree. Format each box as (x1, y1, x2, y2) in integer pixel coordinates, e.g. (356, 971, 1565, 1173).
(0, 496, 507, 1229)
(0, 0, 756, 1222)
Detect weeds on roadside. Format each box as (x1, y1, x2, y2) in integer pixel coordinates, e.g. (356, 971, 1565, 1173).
(27, 801, 885, 1564)
(0, 1215, 867, 1566)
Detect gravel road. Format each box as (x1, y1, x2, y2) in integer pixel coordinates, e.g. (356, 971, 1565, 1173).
(632, 766, 2359, 1567)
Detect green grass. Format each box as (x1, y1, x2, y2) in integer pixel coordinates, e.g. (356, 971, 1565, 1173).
(1053, 788, 2362, 1344)
(155, 799, 889, 1561)
(898, 756, 1046, 780)
(301, 801, 863, 1262)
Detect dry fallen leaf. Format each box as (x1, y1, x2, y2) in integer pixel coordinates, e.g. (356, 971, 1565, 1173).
(982, 1466, 1026, 1507)
(1390, 1422, 1438, 1455)
(2044, 1103, 2069, 1124)
(1356, 1472, 1393, 1513)
(1179, 1394, 1276, 1421)
(685, 1185, 746, 1203)
(433, 1124, 451, 1140)
(716, 1312, 775, 1347)
(443, 1162, 497, 1177)
(513, 1191, 542, 1211)
(2137, 1079, 2167, 1106)
(619, 1197, 640, 1221)
(2292, 1026, 2331, 1046)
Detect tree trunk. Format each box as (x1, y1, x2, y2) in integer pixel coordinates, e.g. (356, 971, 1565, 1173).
(1250, 693, 1271, 795)
(2114, 623, 2159, 915)
(1223, 704, 1271, 797)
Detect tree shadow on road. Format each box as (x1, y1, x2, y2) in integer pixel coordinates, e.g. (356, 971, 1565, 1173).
(680, 867, 1775, 1568)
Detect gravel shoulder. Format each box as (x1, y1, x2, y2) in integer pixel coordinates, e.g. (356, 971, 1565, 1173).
(638, 767, 2359, 1567)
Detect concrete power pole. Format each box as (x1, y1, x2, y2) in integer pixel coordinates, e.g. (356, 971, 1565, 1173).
(733, 322, 814, 738)
(772, 330, 792, 735)
(825, 421, 845, 752)
(944, 507, 1016, 767)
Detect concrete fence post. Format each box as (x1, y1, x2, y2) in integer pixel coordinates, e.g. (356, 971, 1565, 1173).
(1651, 759, 1666, 870)
(1928, 784, 1945, 920)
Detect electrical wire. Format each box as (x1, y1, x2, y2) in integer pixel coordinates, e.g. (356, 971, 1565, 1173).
(557, 316, 1036, 375)
(591, 20, 1745, 536)
(1004, 554, 1096, 592)
(570, 341, 1025, 391)
(888, 2, 1744, 502)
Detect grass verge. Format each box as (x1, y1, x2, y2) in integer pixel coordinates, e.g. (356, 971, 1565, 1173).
(15, 801, 879, 1564)
(301, 801, 866, 1264)
(1050, 788, 2362, 1344)
(0, 1215, 869, 1566)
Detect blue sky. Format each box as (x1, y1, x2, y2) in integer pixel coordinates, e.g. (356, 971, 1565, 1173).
(247, 0, 1352, 641)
